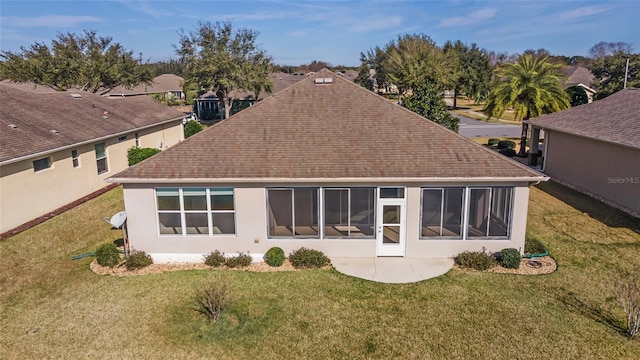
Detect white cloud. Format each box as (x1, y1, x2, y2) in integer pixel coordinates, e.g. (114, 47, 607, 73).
(0, 15, 103, 28)
(557, 6, 608, 20)
(437, 8, 497, 28)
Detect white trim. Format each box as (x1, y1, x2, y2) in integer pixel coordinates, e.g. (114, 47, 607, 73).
(376, 197, 407, 257)
(150, 252, 265, 264)
(108, 176, 548, 184)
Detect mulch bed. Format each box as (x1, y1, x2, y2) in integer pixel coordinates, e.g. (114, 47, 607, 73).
(453, 256, 557, 275)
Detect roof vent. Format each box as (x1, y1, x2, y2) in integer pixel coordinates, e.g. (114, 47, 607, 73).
(50, 129, 60, 135)
(8, 124, 18, 129)
(70, 93, 82, 99)
(314, 77, 333, 85)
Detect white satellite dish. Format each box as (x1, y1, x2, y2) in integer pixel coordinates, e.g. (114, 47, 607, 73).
(109, 211, 127, 229)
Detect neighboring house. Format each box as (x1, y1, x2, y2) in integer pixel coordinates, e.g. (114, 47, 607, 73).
(105, 74, 185, 100)
(563, 66, 597, 103)
(0, 83, 188, 236)
(527, 88, 640, 216)
(108, 69, 547, 264)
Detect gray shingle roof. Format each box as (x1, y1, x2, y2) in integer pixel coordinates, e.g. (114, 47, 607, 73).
(0, 84, 187, 164)
(105, 74, 184, 96)
(112, 69, 544, 181)
(527, 88, 640, 149)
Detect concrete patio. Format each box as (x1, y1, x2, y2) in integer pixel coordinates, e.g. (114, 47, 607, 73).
(331, 257, 454, 284)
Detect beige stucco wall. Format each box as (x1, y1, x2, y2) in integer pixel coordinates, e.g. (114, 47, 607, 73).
(0, 120, 184, 233)
(543, 130, 640, 215)
(122, 182, 532, 263)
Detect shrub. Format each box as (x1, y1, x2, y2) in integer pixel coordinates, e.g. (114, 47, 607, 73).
(125, 249, 153, 270)
(499, 248, 521, 269)
(127, 147, 161, 166)
(497, 140, 516, 149)
(265, 247, 286, 267)
(184, 120, 203, 138)
(615, 272, 640, 337)
(225, 252, 252, 268)
(289, 247, 330, 269)
(498, 148, 517, 157)
(95, 243, 120, 267)
(195, 275, 232, 323)
(203, 250, 226, 267)
(454, 251, 496, 270)
(487, 138, 500, 146)
(525, 235, 546, 254)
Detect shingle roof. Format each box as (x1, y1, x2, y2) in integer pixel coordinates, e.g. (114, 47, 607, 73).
(563, 66, 595, 87)
(527, 88, 640, 149)
(105, 74, 184, 96)
(111, 69, 543, 181)
(0, 84, 187, 164)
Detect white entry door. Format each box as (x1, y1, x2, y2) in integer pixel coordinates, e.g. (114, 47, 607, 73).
(376, 198, 406, 256)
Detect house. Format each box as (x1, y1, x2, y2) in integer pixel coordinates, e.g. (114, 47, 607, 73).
(527, 88, 640, 217)
(0, 83, 188, 237)
(105, 74, 185, 100)
(563, 66, 597, 103)
(107, 69, 547, 263)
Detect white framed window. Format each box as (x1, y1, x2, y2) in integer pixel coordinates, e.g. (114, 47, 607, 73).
(420, 186, 513, 240)
(71, 150, 80, 168)
(95, 143, 108, 174)
(156, 187, 235, 236)
(33, 157, 51, 172)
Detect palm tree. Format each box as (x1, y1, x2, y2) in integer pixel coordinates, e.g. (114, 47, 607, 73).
(485, 54, 570, 157)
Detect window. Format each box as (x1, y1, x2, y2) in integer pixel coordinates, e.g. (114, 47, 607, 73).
(267, 188, 319, 238)
(33, 157, 51, 172)
(323, 188, 375, 238)
(95, 143, 108, 174)
(380, 187, 405, 198)
(156, 188, 236, 236)
(421, 186, 513, 240)
(421, 188, 464, 238)
(71, 150, 80, 168)
(118, 135, 127, 142)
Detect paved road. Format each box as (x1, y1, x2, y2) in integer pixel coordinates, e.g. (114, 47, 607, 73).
(452, 112, 522, 139)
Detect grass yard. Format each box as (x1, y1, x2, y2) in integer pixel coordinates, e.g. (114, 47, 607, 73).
(452, 97, 518, 123)
(1, 184, 639, 359)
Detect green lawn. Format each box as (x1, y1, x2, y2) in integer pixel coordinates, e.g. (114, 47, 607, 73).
(1, 184, 639, 359)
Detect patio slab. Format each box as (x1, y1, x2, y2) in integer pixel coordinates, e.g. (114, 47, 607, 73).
(331, 257, 454, 284)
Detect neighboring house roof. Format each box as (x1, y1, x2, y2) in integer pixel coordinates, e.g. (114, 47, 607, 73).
(0, 79, 72, 93)
(527, 88, 640, 150)
(563, 66, 596, 92)
(105, 74, 184, 97)
(111, 69, 543, 182)
(0, 83, 187, 164)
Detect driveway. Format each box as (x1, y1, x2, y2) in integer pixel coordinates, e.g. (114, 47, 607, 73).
(452, 112, 522, 138)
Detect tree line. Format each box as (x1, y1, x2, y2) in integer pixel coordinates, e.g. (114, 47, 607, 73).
(1, 22, 637, 130)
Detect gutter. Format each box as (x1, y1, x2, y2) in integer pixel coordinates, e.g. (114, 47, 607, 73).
(0, 115, 187, 166)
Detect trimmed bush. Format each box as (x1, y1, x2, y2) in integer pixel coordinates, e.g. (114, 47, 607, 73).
(127, 147, 161, 166)
(454, 251, 496, 271)
(265, 247, 285, 267)
(499, 248, 521, 269)
(289, 247, 330, 269)
(95, 243, 120, 267)
(487, 138, 500, 146)
(125, 249, 153, 270)
(184, 120, 203, 138)
(225, 252, 252, 268)
(525, 235, 546, 254)
(497, 140, 516, 149)
(498, 148, 517, 157)
(204, 250, 226, 267)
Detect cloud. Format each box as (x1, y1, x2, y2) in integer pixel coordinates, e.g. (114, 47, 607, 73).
(347, 15, 403, 33)
(0, 15, 103, 28)
(557, 6, 608, 20)
(437, 8, 497, 28)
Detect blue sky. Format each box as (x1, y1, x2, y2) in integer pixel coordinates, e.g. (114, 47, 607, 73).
(1, 0, 638, 66)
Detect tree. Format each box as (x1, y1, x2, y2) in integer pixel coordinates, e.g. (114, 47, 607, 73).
(591, 51, 639, 99)
(588, 41, 633, 60)
(0, 30, 152, 94)
(485, 54, 570, 157)
(566, 86, 589, 107)
(184, 120, 203, 138)
(443, 40, 492, 108)
(176, 21, 273, 119)
(355, 46, 390, 93)
(384, 34, 450, 103)
(403, 81, 459, 132)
